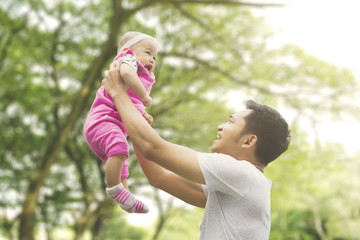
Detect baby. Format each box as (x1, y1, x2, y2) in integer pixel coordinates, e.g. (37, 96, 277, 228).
(84, 31, 159, 213)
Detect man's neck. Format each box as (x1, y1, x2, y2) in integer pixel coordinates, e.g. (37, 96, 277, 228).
(253, 163, 264, 173)
(243, 157, 265, 173)
(221, 151, 265, 173)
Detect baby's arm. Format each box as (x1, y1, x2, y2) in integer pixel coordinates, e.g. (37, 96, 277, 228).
(120, 63, 152, 106)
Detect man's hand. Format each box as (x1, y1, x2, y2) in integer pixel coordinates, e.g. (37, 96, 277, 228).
(103, 59, 128, 99)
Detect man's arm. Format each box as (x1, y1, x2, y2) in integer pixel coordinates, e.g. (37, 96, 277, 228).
(104, 62, 206, 185)
(133, 144, 206, 208)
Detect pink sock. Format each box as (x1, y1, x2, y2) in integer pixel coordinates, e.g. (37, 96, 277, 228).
(106, 183, 149, 214)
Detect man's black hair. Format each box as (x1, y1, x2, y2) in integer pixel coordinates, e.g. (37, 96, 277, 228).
(243, 99, 291, 166)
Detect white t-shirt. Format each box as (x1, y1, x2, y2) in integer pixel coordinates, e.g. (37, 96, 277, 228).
(197, 152, 272, 240)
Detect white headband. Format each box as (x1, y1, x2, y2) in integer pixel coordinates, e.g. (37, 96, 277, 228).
(119, 33, 158, 53)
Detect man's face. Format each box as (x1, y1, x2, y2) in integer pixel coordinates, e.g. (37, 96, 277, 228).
(211, 109, 253, 155)
(131, 38, 158, 74)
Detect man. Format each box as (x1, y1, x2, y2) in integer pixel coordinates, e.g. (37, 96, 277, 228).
(103, 60, 291, 240)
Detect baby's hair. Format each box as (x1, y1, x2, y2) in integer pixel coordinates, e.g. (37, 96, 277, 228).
(117, 31, 143, 54)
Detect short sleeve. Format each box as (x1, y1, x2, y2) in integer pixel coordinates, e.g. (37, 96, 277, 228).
(197, 152, 255, 197)
(122, 53, 138, 72)
(202, 185, 208, 198)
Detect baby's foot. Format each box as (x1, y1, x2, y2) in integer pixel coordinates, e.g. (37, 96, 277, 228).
(106, 183, 149, 214)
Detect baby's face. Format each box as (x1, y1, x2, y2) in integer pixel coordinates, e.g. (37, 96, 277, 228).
(131, 38, 158, 74)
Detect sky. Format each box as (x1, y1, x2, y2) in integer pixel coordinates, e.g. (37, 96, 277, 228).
(129, 0, 360, 227)
(248, 0, 360, 155)
(256, 0, 360, 71)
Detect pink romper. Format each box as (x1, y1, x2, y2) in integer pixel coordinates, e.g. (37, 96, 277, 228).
(83, 49, 155, 178)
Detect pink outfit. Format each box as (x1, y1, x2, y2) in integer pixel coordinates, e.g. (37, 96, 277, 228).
(84, 49, 155, 178)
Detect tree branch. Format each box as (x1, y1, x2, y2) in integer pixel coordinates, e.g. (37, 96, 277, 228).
(169, 0, 287, 7)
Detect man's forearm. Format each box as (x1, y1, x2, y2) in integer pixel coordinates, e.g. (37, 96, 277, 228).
(112, 91, 160, 157)
(133, 144, 167, 186)
(133, 144, 207, 208)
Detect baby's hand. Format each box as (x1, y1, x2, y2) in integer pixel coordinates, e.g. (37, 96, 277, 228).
(142, 111, 153, 125)
(141, 95, 152, 107)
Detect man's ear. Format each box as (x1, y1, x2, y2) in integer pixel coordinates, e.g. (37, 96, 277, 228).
(242, 135, 257, 148)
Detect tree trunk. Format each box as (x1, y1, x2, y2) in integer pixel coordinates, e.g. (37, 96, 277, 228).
(73, 198, 114, 240)
(18, 7, 124, 239)
(312, 207, 328, 240)
(151, 189, 174, 240)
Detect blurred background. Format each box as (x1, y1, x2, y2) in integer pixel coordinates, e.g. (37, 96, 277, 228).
(1, 0, 359, 239)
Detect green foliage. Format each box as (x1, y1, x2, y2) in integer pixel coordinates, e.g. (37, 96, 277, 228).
(155, 207, 203, 240)
(268, 127, 360, 239)
(104, 209, 148, 240)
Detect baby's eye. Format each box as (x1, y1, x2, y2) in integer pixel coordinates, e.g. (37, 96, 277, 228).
(146, 51, 151, 55)
(153, 56, 156, 61)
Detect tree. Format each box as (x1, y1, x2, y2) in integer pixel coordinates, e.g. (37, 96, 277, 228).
(268, 127, 360, 239)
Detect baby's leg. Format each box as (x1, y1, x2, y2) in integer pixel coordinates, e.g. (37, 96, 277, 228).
(105, 154, 149, 214)
(105, 154, 126, 187)
(121, 178, 128, 189)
